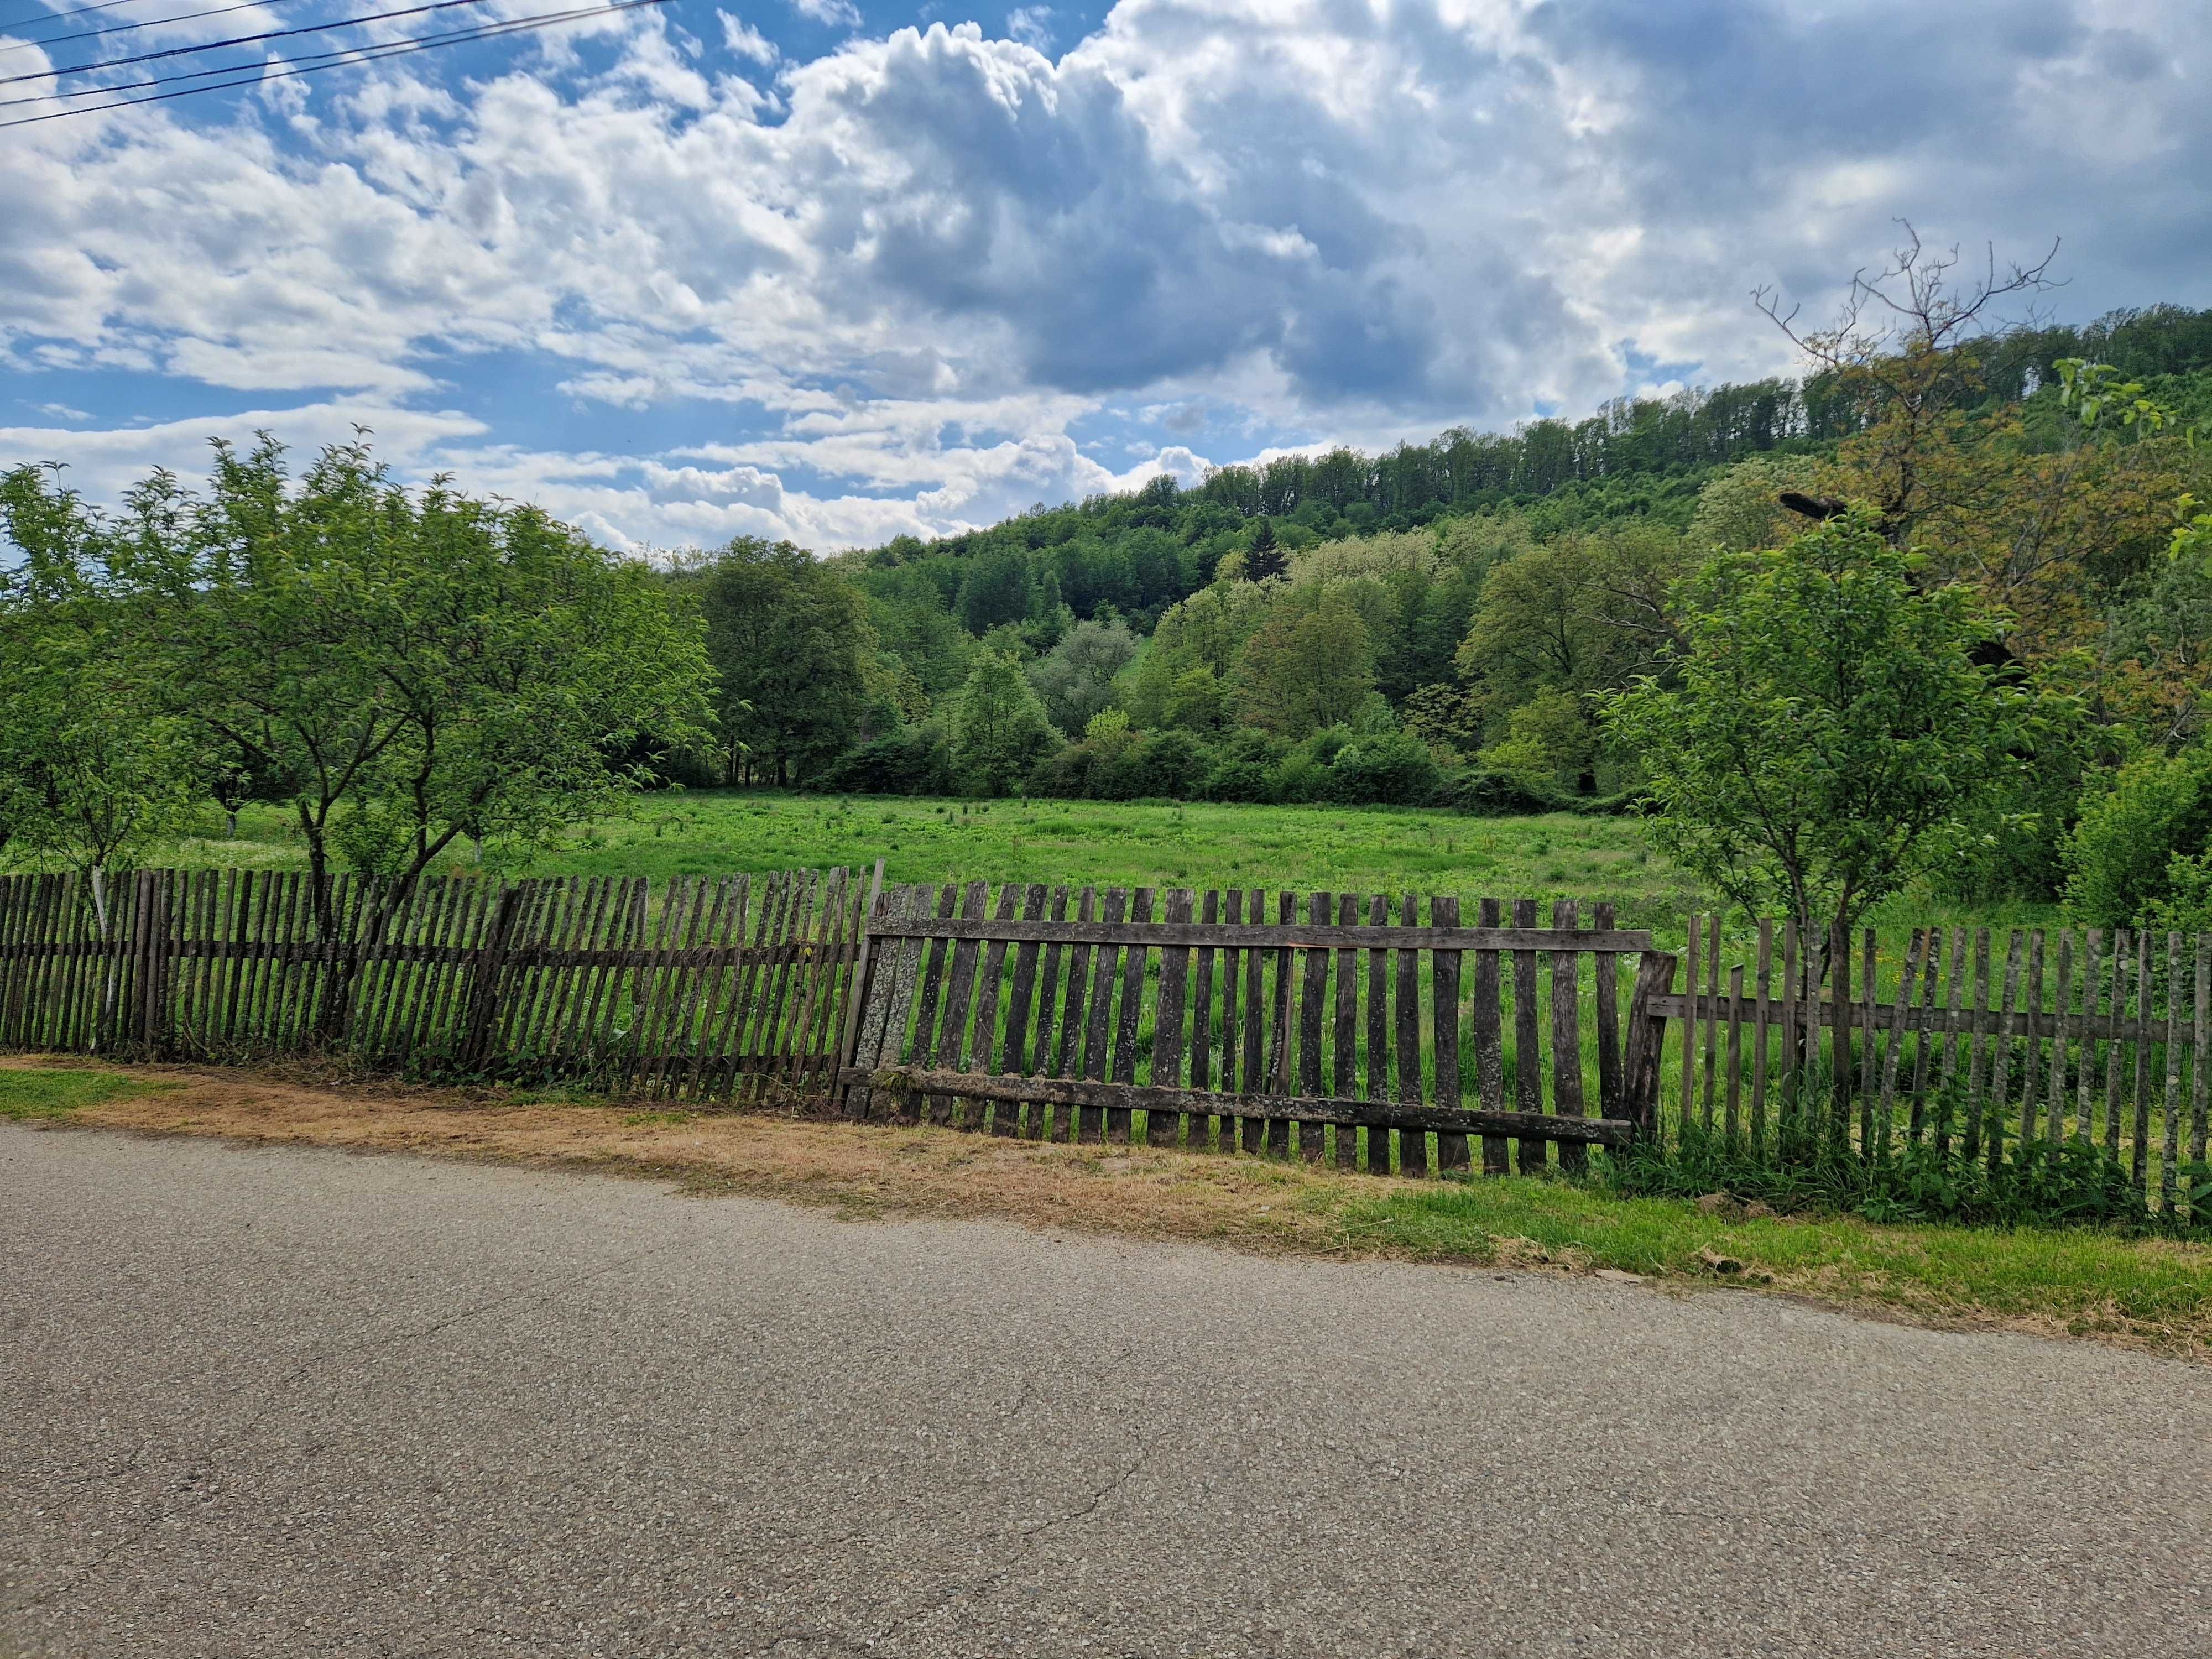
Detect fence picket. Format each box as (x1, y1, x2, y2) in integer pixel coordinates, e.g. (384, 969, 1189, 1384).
(1433, 896, 1466, 1176)
(1473, 896, 1507, 1176)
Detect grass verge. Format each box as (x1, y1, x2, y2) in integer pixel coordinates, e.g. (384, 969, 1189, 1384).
(0, 1066, 168, 1120)
(3, 1056, 2204, 1355)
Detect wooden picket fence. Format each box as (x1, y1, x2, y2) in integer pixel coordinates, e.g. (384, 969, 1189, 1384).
(839, 882, 1672, 1175)
(0, 867, 1678, 1173)
(0, 866, 878, 1100)
(1665, 915, 2212, 1215)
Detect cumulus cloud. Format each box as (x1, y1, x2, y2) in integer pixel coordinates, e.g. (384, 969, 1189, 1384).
(1, 0, 2208, 550)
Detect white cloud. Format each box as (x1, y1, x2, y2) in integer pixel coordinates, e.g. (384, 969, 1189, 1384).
(790, 0, 861, 29)
(1, 0, 2208, 551)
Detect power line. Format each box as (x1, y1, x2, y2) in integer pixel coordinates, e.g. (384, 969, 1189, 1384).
(0, 0, 518, 103)
(0, 0, 668, 126)
(1, 0, 488, 82)
(2, 0, 319, 59)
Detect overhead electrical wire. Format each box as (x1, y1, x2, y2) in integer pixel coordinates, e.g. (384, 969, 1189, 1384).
(1, 0, 492, 83)
(0, 0, 668, 126)
(2, 0, 324, 59)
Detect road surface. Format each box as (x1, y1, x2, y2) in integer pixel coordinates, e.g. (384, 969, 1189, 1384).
(3, 1123, 2208, 1657)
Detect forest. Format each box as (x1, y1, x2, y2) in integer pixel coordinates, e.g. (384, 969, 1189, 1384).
(7, 262, 2212, 945)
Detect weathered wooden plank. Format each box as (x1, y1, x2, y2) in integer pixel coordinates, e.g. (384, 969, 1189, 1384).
(970, 883, 1020, 1132)
(1079, 888, 1125, 1143)
(2017, 931, 2047, 1149)
(1108, 888, 1152, 1144)
(1778, 920, 1799, 1147)
(1752, 916, 1770, 1159)
(1703, 913, 1723, 1134)
(1296, 890, 1329, 1162)
(2194, 936, 2211, 1180)
(1395, 893, 1426, 1177)
(859, 917, 1654, 951)
(999, 883, 1048, 1082)
(1858, 930, 1879, 1157)
(1473, 896, 1507, 1176)
(1594, 901, 1622, 1129)
(1265, 891, 1294, 1159)
(1333, 892, 1359, 1170)
(2163, 932, 2184, 1214)
(2074, 927, 2102, 1147)
(1150, 889, 1193, 1148)
(1052, 886, 1099, 1139)
(1885, 929, 1920, 1159)
(2131, 930, 2153, 1192)
(1219, 885, 1247, 1103)
(1962, 928, 1994, 1164)
(1365, 893, 1392, 1175)
(1190, 890, 1218, 1105)
(2105, 929, 2130, 1161)
(1033, 885, 1071, 1091)
(930, 880, 990, 1128)
(1433, 895, 1467, 1175)
(847, 1068, 1637, 1144)
(2039, 928, 2071, 1147)
(1681, 912, 1701, 1140)
(1552, 899, 1587, 1175)
(1726, 964, 1745, 1147)
(1621, 950, 1677, 1139)
(843, 882, 905, 1119)
(1511, 897, 1542, 1174)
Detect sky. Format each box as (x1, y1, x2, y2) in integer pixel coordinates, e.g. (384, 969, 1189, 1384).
(0, 0, 2206, 554)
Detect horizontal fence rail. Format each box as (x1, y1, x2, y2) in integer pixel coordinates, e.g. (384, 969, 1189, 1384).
(1670, 915, 2212, 1220)
(0, 866, 879, 1102)
(839, 882, 1674, 1178)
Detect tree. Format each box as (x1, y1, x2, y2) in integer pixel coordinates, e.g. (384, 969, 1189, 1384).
(1235, 588, 1374, 738)
(16, 438, 713, 936)
(688, 538, 874, 785)
(1756, 225, 2059, 549)
(1025, 618, 1138, 736)
(0, 472, 204, 935)
(1243, 517, 1286, 582)
(1601, 511, 2044, 945)
(950, 652, 1059, 795)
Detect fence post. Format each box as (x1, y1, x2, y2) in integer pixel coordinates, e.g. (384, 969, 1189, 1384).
(1621, 950, 1678, 1143)
(461, 884, 523, 1073)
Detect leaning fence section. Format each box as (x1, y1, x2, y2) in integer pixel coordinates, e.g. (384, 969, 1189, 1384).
(838, 882, 1670, 1178)
(1663, 915, 2212, 1219)
(0, 866, 876, 1100)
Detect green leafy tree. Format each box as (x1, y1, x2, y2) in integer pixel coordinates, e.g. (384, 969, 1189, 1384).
(1602, 511, 2043, 943)
(0, 472, 204, 935)
(951, 651, 1059, 795)
(14, 438, 712, 935)
(1025, 618, 1138, 737)
(687, 538, 875, 785)
(1235, 588, 1374, 738)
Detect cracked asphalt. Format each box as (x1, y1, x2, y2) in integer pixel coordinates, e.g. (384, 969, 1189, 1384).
(4, 1125, 2210, 1658)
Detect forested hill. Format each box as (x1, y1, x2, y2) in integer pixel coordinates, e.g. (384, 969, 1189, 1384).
(832, 302, 2212, 632)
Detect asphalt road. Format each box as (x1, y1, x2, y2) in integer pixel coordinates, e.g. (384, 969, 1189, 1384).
(4, 1126, 2209, 1659)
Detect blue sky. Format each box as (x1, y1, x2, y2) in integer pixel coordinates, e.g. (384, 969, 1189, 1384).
(2, 0, 2207, 550)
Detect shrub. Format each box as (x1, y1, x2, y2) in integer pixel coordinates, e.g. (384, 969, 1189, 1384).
(1326, 731, 1442, 805)
(2062, 743, 2212, 923)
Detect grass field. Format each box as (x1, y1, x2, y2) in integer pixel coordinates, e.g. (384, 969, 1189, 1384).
(80, 789, 2062, 952)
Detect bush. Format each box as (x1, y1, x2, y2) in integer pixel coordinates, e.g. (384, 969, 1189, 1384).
(1438, 765, 1571, 816)
(815, 722, 954, 795)
(1325, 731, 1442, 805)
(2062, 744, 2212, 922)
